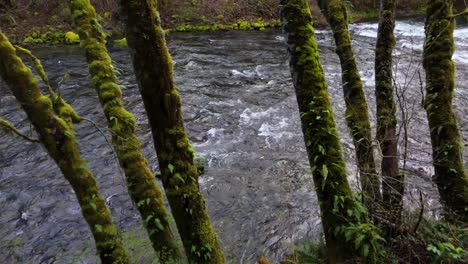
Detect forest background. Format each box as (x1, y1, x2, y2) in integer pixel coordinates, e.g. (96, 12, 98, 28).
(1, 0, 467, 43)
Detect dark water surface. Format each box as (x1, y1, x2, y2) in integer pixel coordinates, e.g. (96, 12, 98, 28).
(1, 21, 467, 263)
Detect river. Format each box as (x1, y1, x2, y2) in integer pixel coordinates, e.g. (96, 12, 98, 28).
(1, 20, 467, 263)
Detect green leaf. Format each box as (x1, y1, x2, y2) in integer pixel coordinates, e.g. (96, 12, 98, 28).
(321, 164, 329, 190)
(144, 215, 154, 224)
(89, 201, 97, 211)
(168, 163, 175, 174)
(355, 234, 365, 249)
(137, 200, 145, 208)
(363, 244, 369, 257)
(174, 173, 185, 183)
(95, 224, 103, 233)
(64, 131, 72, 138)
(154, 218, 164, 231)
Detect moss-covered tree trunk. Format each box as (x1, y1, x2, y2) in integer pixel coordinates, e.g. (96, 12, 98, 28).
(117, 1, 225, 263)
(280, 1, 381, 262)
(375, 0, 403, 222)
(423, 0, 468, 222)
(68, 0, 182, 260)
(0, 32, 129, 264)
(317, 0, 380, 211)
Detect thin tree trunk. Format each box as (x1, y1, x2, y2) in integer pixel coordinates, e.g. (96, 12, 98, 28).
(0, 32, 129, 264)
(317, 0, 380, 212)
(280, 1, 381, 262)
(69, 0, 182, 260)
(375, 0, 403, 222)
(423, 0, 468, 222)
(117, 1, 225, 263)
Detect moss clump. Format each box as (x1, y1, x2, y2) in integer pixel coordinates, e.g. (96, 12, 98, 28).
(65, 31, 80, 44)
(113, 38, 128, 47)
(23, 26, 66, 45)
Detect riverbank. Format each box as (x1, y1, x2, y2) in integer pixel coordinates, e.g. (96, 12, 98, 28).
(3, 0, 466, 45)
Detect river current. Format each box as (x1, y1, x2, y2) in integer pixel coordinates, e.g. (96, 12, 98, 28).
(1, 20, 467, 263)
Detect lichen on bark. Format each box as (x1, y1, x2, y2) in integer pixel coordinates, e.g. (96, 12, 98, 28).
(69, 0, 182, 260)
(317, 0, 380, 212)
(423, 0, 468, 222)
(280, 1, 382, 262)
(117, 0, 225, 263)
(0, 31, 129, 264)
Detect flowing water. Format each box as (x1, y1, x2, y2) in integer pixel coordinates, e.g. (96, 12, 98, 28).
(1, 20, 467, 263)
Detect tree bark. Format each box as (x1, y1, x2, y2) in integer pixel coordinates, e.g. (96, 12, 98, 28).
(423, 0, 468, 222)
(375, 0, 403, 222)
(69, 0, 182, 260)
(280, 1, 381, 262)
(317, 0, 380, 212)
(0, 32, 129, 264)
(117, 1, 225, 263)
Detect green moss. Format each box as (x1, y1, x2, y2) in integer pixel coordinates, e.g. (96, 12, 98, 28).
(114, 38, 128, 47)
(0, 32, 129, 264)
(65, 31, 80, 44)
(423, 0, 468, 222)
(22, 27, 67, 45)
(280, 0, 383, 262)
(69, 0, 182, 260)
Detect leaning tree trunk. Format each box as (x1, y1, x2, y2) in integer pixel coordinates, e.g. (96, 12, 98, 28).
(423, 0, 468, 222)
(375, 0, 403, 222)
(280, 1, 382, 262)
(0, 32, 129, 264)
(117, 1, 225, 263)
(317, 0, 380, 211)
(69, 0, 182, 261)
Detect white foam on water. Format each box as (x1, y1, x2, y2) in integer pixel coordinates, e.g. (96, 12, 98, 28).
(453, 50, 468, 64)
(230, 69, 256, 78)
(239, 107, 279, 125)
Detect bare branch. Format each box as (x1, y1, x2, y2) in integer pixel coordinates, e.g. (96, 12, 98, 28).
(0, 117, 39, 143)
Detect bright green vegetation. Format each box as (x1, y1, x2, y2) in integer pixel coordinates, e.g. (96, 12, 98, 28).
(0, 32, 129, 264)
(69, 0, 182, 261)
(118, 0, 225, 262)
(423, 0, 468, 223)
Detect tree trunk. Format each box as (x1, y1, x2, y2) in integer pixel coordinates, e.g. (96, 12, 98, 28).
(375, 0, 403, 222)
(317, 0, 380, 212)
(423, 0, 468, 222)
(117, 1, 225, 263)
(69, 0, 182, 260)
(0, 32, 129, 264)
(280, 1, 381, 262)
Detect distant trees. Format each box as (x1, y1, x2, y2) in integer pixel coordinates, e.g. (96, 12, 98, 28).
(423, 0, 468, 222)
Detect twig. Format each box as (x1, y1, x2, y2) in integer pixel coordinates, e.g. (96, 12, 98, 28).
(81, 117, 126, 185)
(413, 191, 424, 233)
(451, 9, 468, 19)
(0, 118, 39, 143)
(14, 45, 57, 99)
